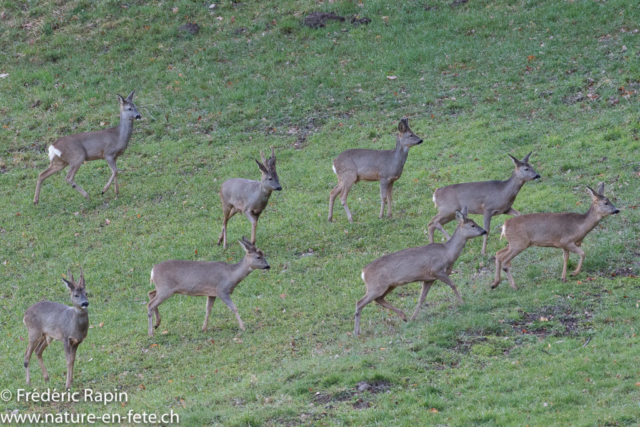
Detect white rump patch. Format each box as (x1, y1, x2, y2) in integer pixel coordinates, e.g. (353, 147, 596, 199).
(432, 192, 437, 207)
(150, 268, 154, 283)
(361, 271, 366, 282)
(48, 146, 62, 161)
(332, 164, 337, 174)
(500, 224, 506, 240)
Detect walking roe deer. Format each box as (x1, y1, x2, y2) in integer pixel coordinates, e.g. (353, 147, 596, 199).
(23, 269, 89, 389)
(427, 152, 540, 255)
(217, 147, 281, 250)
(328, 118, 423, 223)
(33, 91, 142, 205)
(147, 237, 270, 336)
(492, 183, 619, 289)
(354, 206, 486, 336)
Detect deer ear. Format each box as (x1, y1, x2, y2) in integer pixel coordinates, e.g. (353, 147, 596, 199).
(398, 118, 408, 133)
(255, 159, 268, 174)
(461, 205, 468, 218)
(522, 152, 532, 163)
(586, 186, 599, 199)
(126, 90, 135, 102)
(455, 210, 464, 222)
(597, 182, 605, 195)
(508, 154, 520, 166)
(62, 278, 76, 292)
(116, 94, 125, 105)
(238, 238, 252, 253)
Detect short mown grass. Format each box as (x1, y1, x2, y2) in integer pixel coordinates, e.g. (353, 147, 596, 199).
(1, 0, 639, 425)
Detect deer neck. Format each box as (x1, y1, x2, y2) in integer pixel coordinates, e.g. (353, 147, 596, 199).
(579, 203, 603, 236)
(229, 257, 254, 285)
(72, 306, 89, 333)
(443, 226, 468, 261)
(502, 172, 526, 197)
(116, 116, 134, 148)
(391, 138, 410, 171)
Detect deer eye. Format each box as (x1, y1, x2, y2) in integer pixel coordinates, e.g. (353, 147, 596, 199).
(524, 168, 529, 171)
(268, 177, 273, 180)
(604, 202, 609, 205)
(74, 294, 78, 297)
(256, 256, 262, 260)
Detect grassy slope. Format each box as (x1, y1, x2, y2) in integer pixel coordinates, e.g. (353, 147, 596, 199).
(1, 0, 639, 425)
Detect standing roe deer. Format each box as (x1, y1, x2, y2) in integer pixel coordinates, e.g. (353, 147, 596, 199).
(428, 152, 540, 255)
(328, 117, 423, 223)
(354, 206, 486, 336)
(147, 237, 270, 336)
(33, 91, 142, 205)
(217, 147, 281, 250)
(492, 183, 619, 289)
(23, 269, 89, 389)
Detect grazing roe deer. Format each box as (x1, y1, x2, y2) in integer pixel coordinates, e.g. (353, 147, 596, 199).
(328, 117, 423, 223)
(428, 152, 540, 255)
(354, 206, 486, 336)
(217, 147, 281, 250)
(23, 269, 89, 389)
(147, 237, 270, 336)
(492, 183, 620, 289)
(33, 91, 142, 205)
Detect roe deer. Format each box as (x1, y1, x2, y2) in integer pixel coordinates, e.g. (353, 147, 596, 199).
(217, 147, 281, 250)
(33, 91, 142, 205)
(23, 269, 89, 389)
(328, 117, 423, 223)
(428, 152, 540, 255)
(354, 207, 486, 336)
(147, 237, 269, 336)
(492, 183, 619, 289)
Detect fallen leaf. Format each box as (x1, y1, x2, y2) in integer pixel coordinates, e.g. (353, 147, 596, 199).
(105, 219, 111, 225)
(280, 293, 287, 299)
(386, 75, 397, 80)
(99, 322, 104, 328)
(234, 338, 243, 344)
(172, 7, 178, 13)
(429, 408, 438, 413)
(150, 344, 159, 348)
(161, 330, 168, 335)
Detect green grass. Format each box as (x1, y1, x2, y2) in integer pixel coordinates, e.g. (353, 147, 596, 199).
(1, 0, 640, 425)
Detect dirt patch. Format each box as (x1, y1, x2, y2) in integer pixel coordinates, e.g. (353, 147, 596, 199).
(356, 380, 390, 394)
(505, 304, 590, 337)
(352, 398, 371, 409)
(563, 92, 584, 105)
(303, 12, 345, 29)
(611, 267, 636, 278)
(303, 12, 371, 29)
(178, 23, 199, 35)
(450, 0, 469, 7)
(233, 27, 248, 35)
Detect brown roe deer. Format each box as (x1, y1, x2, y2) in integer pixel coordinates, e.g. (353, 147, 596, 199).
(23, 269, 89, 389)
(33, 91, 141, 204)
(492, 183, 620, 289)
(329, 118, 423, 223)
(147, 237, 270, 336)
(428, 152, 540, 255)
(354, 207, 486, 336)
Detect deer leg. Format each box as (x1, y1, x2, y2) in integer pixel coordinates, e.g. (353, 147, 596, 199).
(65, 162, 90, 199)
(505, 207, 521, 216)
(218, 206, 234, 249)
(379, 180, 388, 219)
(354, 291, 379, 336)
(202, 296, 216, 331)
(492, 246, 510, 288)
(147, 291, 172, 336)
(428, 212, 454, 243)
(33, 161, 67, 205)
(499, 246, 526, 290)
(386, 182, 394, 218)
(561, 249, 570, 282)
(244, 211, 259, 244)
(374, 296, 407, 322)
(339, 175, 356, 223)
(219, 294, 245, 331)
(567, 243, 586, 277)
(147, 290, 161, 329)
(328, 181, 343, 222)
(24, 333, 44, 385)
(64, 340, 78, 389)
(411, 281, 434, 321)
(35, 336, 51, 382)
(102, 157, 118, 195)
(481, 213, 492, 255)
(435, 273, 463, 304)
